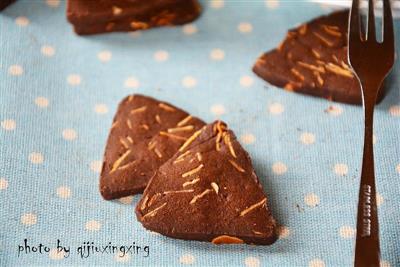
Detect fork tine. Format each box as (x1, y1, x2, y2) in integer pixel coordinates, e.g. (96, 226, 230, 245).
(367, 0, 376, 41)
(383, 0, 394, 48)
(349, 0, 362, 45)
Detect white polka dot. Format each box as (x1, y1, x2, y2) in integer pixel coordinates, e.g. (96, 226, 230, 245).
(41, 45, 55, 57)
(46, 0, 60, 8)
(268, 103, 284, 115)
(396, 163, 400, 174)
(210, 104, 226, 116)
(244, 257, 260, 267)
(129, 31, 141, 38)
(272, 162, 287, 175)
(182, 24, 197, 35)
(182, 76, 197, 88)
(85, 220, 101, 231)
(67, 74, 81, 86)
(210, 49, 225, 61)
(334, 163, 348, 176)
(210, 0, 224, 9)
(300, 132, 316, 145)
(57, 186, 71, 199)
(377, 193, 384, 207)
(309, 259, 325, 267)
(118, 196, 133, 205)
(304, 193, 319, 207)
(240, 76, 254, 87)
(8, 65, 23, 76)
(94, 104, 109, 114)
(265, 0, 279, 9)
(97, 50, 112, 62)
(35, 97, 49, 108)
(124, 77, 140, 88)
(1, 119, 16, 131)
(154, 50, 169, 62)
(90, 161, 102, 173)
(15, 16, 30, 26)
(339, 225, 355, 239)
(180, 254, 195, 265)
(0, 178, 8, 190)
(241, 133, 256, 145)
(380, 260, 391, 267)
(277, 225, 290, 239)
(114, 252, 131, 263)
(389, 105, 400, 117)
(21, 213, 37, 225)
(238, 22, 253, 33)
(62, 129, 77, 141)
(49, 249, 64, 260)
(29, 152, 44, 164)
(325, 105, 343, 116)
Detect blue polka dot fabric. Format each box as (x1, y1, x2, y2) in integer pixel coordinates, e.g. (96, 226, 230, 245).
(1, 0, 399, 266)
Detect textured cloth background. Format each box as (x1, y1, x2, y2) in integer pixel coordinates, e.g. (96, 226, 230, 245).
(0, 0, 399, 266)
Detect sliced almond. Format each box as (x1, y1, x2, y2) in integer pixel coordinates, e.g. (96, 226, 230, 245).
(167, 125, 194, 133)
(182, 164, 204, 178)
(155, 114, 162, 124)
(182, 178, 200, 187)
(112, 6, 122, 16)
(312, 32, 334, 47)
(159, 131, 188, 141)
(110, 150, 131, 173)
(229, 160, 245, 173)
(321, 25, 342, 37)
(240, 198, 267, 217)
(179, 129, 202, 152)
(131, 106, 147, 114)
(211, 182, 219, 194)
(223, 134, 237, 158)
(154, 148, 162, 158)
(211, 235, 244, 245)
(177, 115, 192, 127)
(158, 103, 176, 112)
(126, 119, 133, 129)
(326, 63, 354, 78)
(290, 68, 305, 81)
(163, 189, 194, 195)
(142, 203, 167, 219)
(297, 61, 325, 73)
(130, 21, 149, 30)
(190, 189, 211, 204)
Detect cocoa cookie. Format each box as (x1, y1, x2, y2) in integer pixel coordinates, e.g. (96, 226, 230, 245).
(136, 121, 277, 245)
(66, 0, 201, 35)
(100, 94, 205, 200)
(253, 10, 384, 105)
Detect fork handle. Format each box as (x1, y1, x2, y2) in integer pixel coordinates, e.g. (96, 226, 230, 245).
(354, 81, 381, 267)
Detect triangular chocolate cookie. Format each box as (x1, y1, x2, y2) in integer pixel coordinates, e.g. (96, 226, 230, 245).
(135, 121, 277, 245)
(67, 0, 201, 35)
(100, 94, 205, 200)
(253, 10, 384, 105)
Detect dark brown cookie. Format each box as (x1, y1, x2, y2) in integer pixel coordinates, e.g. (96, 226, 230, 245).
(253, 10, 384, 105)
(100, 94, 205, 200)
(136, 121, 277, 245)
(66, 0, 201, 35)
(0, 0, 16, 11)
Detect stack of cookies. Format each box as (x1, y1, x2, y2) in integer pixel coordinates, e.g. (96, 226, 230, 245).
(99, 95, 277, 245)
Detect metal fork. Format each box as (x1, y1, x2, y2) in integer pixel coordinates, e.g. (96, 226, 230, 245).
(348, 0, 395, 266)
